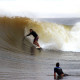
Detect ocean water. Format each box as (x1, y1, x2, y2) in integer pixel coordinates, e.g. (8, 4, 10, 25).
(0, 17, 80, 80)
(38, 18, 80, 25)
(0, 47, 80, 80)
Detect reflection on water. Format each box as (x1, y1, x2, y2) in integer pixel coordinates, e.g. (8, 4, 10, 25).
(30, 46, 42, 55)
(0, 49, 80, 80)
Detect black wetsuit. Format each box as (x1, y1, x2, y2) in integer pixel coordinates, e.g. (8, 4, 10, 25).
(54, 67, 64, 76)
(27, 31, 38, 42)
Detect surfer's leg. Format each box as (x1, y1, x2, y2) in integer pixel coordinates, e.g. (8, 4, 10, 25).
(33, 41, 40, 48)
(36, 41, 40, 48)
(33, 37, 40, 48)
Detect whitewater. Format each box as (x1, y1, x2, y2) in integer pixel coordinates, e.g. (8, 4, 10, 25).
(0, 17, 80, 52)
(25, 18, 80, 52)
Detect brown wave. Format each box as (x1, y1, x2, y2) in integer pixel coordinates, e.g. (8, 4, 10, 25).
(0, 16, 33, 52)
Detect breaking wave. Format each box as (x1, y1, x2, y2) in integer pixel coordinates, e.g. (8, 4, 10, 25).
(0, 16, 80, 52)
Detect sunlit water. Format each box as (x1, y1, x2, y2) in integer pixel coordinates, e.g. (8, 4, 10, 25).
(0, 48, 80, 80)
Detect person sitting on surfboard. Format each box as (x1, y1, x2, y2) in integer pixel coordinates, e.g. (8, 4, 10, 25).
(27, 29, 40, 48)
(54, 62, 68, 79)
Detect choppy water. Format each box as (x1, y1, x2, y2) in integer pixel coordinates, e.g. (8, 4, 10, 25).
(0, 49, 80, 80)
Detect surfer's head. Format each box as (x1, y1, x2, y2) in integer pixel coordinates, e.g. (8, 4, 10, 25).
(30, 29, 33, 32)
(56, 62, 60, 67)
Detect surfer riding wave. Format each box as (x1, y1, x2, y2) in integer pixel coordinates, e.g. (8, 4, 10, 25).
(26, 29, 40, 48)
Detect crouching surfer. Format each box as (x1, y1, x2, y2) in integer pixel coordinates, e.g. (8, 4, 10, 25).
(26, 29, 41, 48)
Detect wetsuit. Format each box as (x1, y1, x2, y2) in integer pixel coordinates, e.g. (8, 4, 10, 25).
(27, 31, 38, 42)
(54, 67, 64, 76)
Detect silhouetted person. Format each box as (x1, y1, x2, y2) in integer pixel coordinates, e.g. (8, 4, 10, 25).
(27, 29, 40, 48)
(54, 62, 65, 79)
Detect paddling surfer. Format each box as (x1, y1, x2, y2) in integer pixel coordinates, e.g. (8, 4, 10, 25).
(26, 29, 40, 48)
(54, 62, 68, 79)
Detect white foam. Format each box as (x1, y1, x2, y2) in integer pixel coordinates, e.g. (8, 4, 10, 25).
(39, 22, 80, 52)
(25, 21, 80, 52)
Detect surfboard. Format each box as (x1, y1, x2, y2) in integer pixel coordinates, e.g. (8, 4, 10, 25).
(36, 47, 42, 50)
(31, 43, 42, 50)
(29, 42, 42, 50)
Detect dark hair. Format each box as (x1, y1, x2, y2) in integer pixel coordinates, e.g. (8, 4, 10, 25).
(56, 62, 60, 67)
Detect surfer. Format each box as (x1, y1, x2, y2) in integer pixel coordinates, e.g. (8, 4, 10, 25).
(54, 62, 68, 79)
(26, 29, 40, 48)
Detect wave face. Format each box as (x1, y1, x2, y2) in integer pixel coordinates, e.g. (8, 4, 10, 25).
(0, 17, 80, 52)
(0, 17, 29, 52)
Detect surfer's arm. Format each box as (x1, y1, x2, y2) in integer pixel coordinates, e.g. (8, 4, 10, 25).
(27, 33, 31, 36)
(54, 72, 56, 79)
(23, 33, 31, 40)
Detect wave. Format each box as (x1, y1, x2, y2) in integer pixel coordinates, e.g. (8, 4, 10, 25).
(0, 16, 80, 52)
(25, 19, 80, 52)
(0, 17, 28, 52)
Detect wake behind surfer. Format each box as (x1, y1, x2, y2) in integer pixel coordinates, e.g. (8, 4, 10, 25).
(26, 29, 40, 48)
